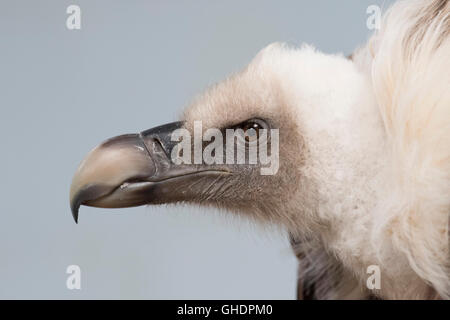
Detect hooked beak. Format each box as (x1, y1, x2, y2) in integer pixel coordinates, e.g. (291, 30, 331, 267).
(69, 121, 229, 223)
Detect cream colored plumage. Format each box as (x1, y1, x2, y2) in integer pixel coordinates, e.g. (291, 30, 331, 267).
(352, 0, 450, 299)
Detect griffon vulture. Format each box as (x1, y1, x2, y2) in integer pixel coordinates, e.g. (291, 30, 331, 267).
(70, 0, 450, 299)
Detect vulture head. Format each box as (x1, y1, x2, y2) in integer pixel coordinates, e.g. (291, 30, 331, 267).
(70, 0, 450, 300)
(70, 44, 313, 228)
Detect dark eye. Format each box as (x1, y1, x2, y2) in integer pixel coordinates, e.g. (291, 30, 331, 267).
(240, 119, 267, 144)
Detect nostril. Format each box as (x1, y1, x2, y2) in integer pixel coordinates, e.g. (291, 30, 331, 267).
(153, 137, 166, 154)
(139, 121, 185, 159)
(140, 133, 172, 160)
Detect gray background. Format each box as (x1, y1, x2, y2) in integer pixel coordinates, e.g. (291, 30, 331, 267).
(0, 0, 393, 299)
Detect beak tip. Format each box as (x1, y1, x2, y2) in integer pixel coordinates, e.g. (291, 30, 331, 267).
(71, 203, 79, 224)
